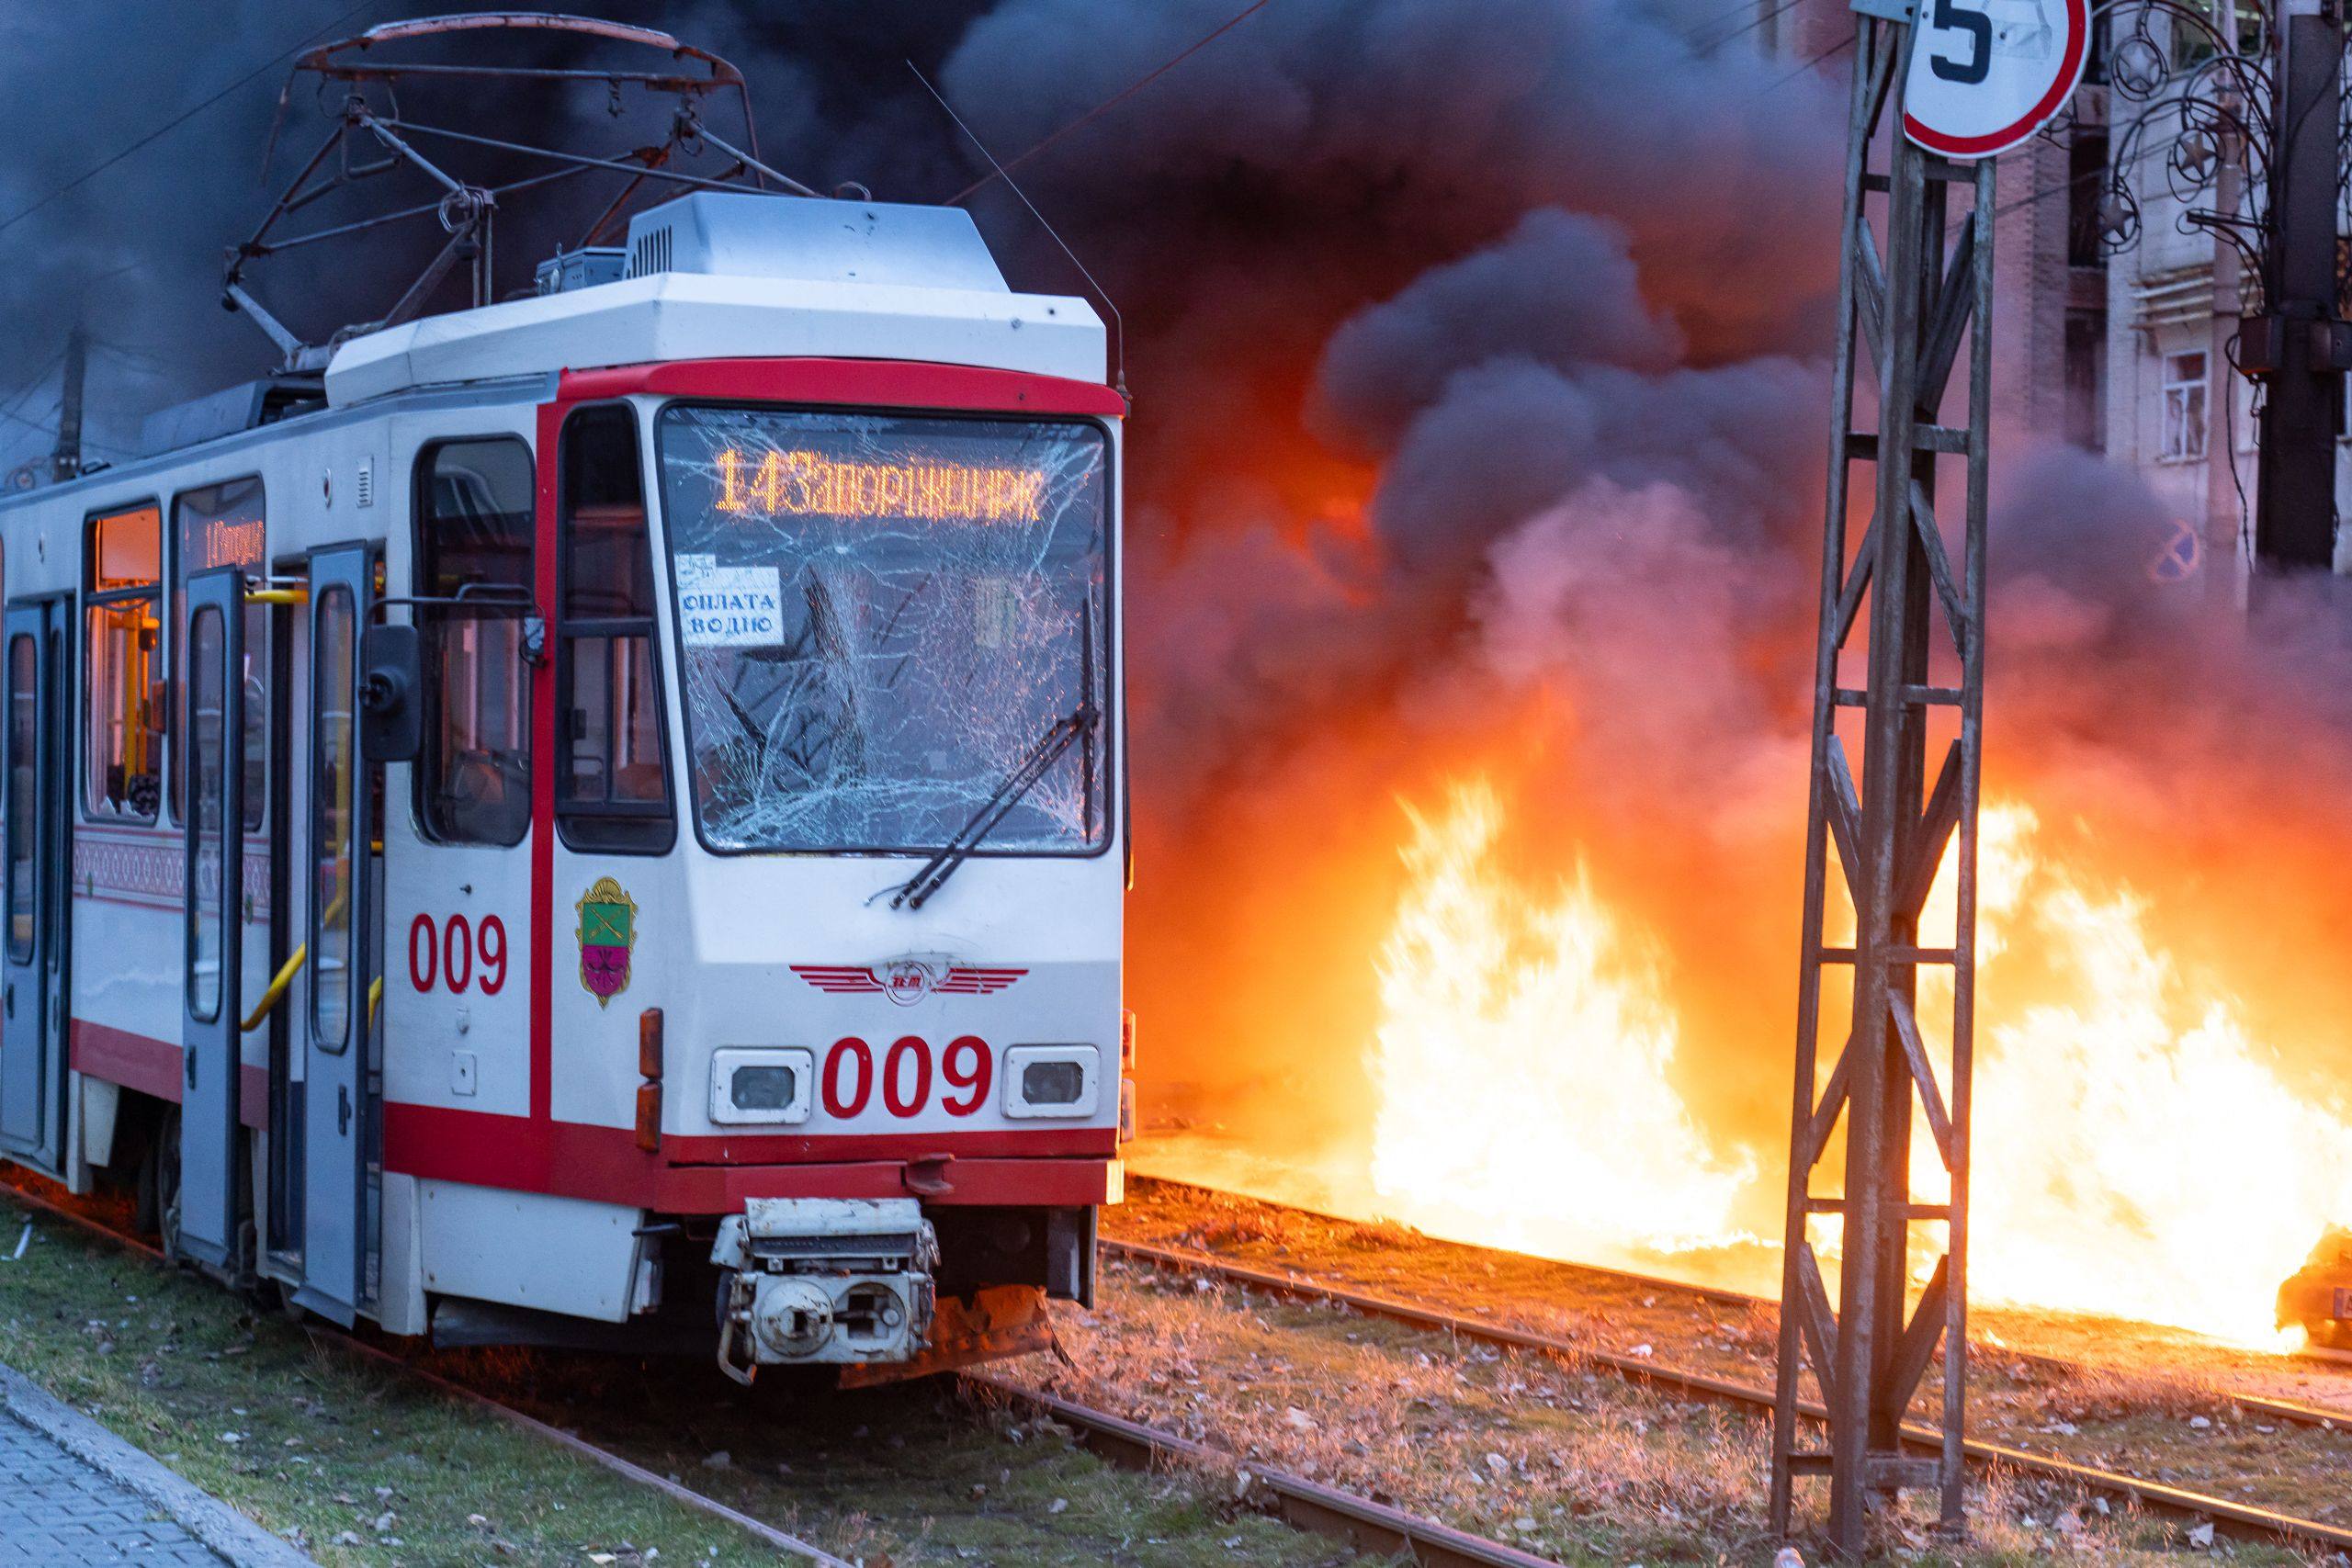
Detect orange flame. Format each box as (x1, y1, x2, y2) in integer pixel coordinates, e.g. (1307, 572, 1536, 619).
(1367, 780, 1758, 1266)
(1355, 784, 2352, 1345)
(1935, 804, 2352, 1343)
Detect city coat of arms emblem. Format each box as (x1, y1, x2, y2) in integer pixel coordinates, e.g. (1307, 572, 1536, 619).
(576, 876, 638, 1006)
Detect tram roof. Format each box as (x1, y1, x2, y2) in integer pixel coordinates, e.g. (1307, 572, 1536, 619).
(322, 268, 1104, 410)
(8, 193, 1107, 511)
(328, 192, 1103, 411)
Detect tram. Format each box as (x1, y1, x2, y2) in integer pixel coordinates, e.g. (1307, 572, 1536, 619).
(0, 17, 1127, 1382)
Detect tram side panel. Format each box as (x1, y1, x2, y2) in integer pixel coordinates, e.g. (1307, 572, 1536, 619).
(0, 507, 83, 1187)
(381, 402, 652, 1329)
(63, 471, 278, 1195)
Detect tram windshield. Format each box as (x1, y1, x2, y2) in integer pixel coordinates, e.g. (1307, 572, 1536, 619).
(654, 404, 1111, 856)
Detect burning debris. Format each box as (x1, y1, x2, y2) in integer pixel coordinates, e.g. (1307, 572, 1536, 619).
(2278, 1230, 2352, 1350)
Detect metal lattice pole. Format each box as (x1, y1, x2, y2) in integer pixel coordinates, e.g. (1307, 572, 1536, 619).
(1768, 8, 1992, 1556)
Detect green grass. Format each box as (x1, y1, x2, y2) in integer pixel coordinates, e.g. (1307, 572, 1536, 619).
(0, 1193, 1353, 1566)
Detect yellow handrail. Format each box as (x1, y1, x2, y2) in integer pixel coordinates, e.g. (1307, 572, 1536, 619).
(235, 876, 356, 1034)
(238, 942, 307, 1032)
(245, 587, 308, 606)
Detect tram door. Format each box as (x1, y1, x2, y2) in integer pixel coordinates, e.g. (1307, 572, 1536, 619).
(0, 599, 68, 1170)
(175, 569, 247, 1273)
(292, 545, 378, 1325)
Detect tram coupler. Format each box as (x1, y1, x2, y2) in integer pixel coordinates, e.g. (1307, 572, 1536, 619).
(711, 1197, 939, 1384)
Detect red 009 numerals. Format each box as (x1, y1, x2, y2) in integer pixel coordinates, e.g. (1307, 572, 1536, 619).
(821, 1035, 991, 1120)
(407, 913, 508, 996)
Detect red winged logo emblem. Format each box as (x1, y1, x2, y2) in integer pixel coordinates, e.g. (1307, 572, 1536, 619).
(792, 961, 1026, 1006)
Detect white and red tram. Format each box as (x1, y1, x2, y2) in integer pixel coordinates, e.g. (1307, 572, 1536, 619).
(0, 188, 1127, 1381)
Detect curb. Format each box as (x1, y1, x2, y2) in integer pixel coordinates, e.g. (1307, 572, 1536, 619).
(0, 1359, 317, 1567)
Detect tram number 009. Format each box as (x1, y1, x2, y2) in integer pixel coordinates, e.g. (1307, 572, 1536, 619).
(822, 1034, 991, 1119)
(408, 913, 509, 996)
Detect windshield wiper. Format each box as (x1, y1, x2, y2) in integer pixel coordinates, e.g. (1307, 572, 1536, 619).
(891, 701, 1100, 911)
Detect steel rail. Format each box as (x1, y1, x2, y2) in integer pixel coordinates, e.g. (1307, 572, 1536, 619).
(1126, 1170, 1761, 1310)
(961, 1373, 1566, 1568)
(1102, 1236, 2352, 1554)
(1125, 1173, 2352, 1431)
(0, 1178, 851, 1568)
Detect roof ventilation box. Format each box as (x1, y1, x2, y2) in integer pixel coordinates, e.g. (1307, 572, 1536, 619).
(621, 192, 1011, 293)
(537, 248, 628, 296)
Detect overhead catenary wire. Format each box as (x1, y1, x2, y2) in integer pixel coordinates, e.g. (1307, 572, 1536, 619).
(0, 348, 65, 432)
(1691, 0, 1811, 57)
(914, 62, 1129, 396)
(949, 0, 1273, 205)
(0, 398, 62, 440)
(0, 1, 373, 243)
(1750, 32, 1855, 101)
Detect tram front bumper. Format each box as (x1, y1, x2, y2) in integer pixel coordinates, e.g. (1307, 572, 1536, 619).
(710, 1197, 939, 1382)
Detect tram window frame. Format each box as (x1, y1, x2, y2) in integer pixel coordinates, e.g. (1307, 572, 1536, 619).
(184, 603, 228, 1023)
(167, 477, 267, 832)
(310, 583, 358, 1055)
(6, 628, 35, 965)
(82, 501, 165, 825)
(413, 436, 536, 848)
(649, 401, 1118, 862)
(555, 403, 676, 855)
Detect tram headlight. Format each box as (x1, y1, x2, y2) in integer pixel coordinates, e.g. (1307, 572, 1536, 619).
(709, 1046, 815, 1125)
(1002, 1044, 1101, 1119)
(1023, 1062, 1084, 1103)
(733, 1066, 797, 1110)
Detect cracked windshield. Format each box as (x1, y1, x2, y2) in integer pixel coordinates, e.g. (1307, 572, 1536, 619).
(656, 404, 1111, 855)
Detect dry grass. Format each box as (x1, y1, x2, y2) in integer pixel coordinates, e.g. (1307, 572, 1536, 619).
(1114, 1177, 2352, 1541)
(2017, 1360, 2234, 1426)
(985, 1261, 2280, 1566)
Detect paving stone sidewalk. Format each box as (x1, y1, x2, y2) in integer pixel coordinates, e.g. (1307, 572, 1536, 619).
(0, 1362, 314, 1567)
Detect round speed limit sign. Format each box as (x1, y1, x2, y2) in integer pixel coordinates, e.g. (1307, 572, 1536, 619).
(1902, 0, 2089, 159)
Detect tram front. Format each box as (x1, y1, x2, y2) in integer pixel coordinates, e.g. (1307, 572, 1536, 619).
(616, 379, 1127, 1381)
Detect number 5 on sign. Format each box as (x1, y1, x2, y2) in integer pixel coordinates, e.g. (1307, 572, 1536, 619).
(1903, 0, 2089, 159)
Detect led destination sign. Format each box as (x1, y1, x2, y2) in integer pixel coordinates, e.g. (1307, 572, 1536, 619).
(713, 446, 1049, 525)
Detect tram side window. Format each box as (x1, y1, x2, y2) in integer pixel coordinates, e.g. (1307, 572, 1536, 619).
(170, 478, 266, 830)
(85, 502, 163, 822)
(415, 438, 535, 847)
(8, 634, 34, 962)
(557, 406, 673, 853)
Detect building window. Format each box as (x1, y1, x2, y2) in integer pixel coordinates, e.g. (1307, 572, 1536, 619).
(557, 405, 673, 854)
(2066, 128, 2110, 267)
(170, 478, 266, 829)
(2162, 350, 2209, 461)
(414, 438, 535, 847)
(84, 502, 163, 821)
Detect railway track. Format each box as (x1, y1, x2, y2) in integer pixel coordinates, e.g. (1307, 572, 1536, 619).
(0, 1176, 1561, 1568)
(969, 1373, 1561, 1568)
(1102, 1232, 2352, 1555)
(1127, 1172, 2352, 1433)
